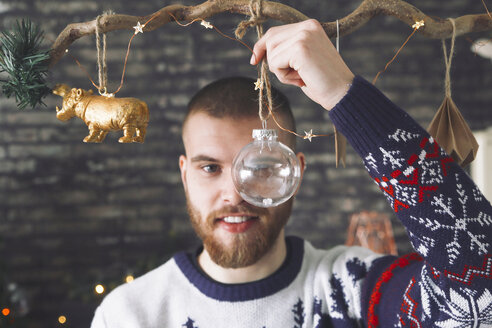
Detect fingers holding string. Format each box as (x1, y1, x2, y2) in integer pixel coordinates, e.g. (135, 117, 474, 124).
(250, 22, 302, 65)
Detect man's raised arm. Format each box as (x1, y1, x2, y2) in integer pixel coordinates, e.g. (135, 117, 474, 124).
(253, 20, 492, 326)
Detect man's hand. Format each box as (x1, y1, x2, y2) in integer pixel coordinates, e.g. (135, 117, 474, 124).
(251, 19, 355, 111)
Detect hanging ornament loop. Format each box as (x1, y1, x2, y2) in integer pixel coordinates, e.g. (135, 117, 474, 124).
(442, 18, 456, 98)
(236, 0, 273, 126)
(78, 10, 160, 97)
(95, 12, 112, 96)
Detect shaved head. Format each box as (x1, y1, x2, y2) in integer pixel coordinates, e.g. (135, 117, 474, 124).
(184, 76, 297, 150)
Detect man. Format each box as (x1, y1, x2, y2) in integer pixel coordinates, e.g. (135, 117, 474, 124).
(91, 20, 492, 327)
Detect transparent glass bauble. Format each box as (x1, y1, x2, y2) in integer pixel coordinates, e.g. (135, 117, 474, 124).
(232, 129, 301, 208)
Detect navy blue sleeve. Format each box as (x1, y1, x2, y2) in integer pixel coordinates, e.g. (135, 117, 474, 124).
(329, 76, 492, 327)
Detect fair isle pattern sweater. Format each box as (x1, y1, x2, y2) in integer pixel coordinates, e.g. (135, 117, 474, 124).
(91, 76, 492, 328)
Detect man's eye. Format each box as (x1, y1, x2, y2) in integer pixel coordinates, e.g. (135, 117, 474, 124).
(202, 164, 220, 174)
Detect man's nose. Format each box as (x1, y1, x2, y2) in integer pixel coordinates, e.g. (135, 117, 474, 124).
(221, 167, 243, 205)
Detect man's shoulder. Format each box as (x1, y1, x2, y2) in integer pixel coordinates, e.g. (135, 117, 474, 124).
(100, 255, 182, 307)
(91, 256, 187, 327)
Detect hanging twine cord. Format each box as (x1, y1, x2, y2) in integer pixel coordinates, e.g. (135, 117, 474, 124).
(68, 11, 162, 97)
(236, 0, 272, 124)
(235, 0, 267, 39)
(96, 13, 111, 95)
(442, 18, 456, 97)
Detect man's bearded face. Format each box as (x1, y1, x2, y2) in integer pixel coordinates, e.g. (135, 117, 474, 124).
(180, 113, 298, 268)
(186, 194, 291, 268)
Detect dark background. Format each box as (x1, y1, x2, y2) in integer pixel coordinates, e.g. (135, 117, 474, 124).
(1, 0, 491, 327)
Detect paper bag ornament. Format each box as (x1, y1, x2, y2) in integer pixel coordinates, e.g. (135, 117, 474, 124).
(427, 96, 479, 167)
(427, 19, 478, 167)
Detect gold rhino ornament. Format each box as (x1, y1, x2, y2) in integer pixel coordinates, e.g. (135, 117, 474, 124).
(53, 84, 149, 143)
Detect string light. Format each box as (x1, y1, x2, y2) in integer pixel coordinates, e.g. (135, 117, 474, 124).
(412, 20, 425, 29)
(95, 284, 105, 294)
(200, 20, 213, 29)
(125, 275, 134, 283)
(133, 21, 144, 34)
(167, 11, 332, 142)
(265, 101, 332, 141)
(373, 19, 425, 84)
(1, 308, 10, 316)
(63, 10, 335, 144)
(111, 12, 161, 95)
(66, 8, 335, 151)
(58, 315, 67, 324)
(304, 129, 314, 142)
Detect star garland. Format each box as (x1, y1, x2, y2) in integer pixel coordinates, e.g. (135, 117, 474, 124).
(373, 20, 425, 84)
(167, 11, 333, 142)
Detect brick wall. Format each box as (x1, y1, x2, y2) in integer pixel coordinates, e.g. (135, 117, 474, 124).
(1, 0, 491, 327)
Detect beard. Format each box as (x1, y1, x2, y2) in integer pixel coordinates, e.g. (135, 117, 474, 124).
(186, 194, 292, 269)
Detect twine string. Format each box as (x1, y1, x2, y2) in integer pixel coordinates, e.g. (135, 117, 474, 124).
(236, 0, 272, 124)
(69, 11, 161, 96)
(96, 14, 109, 94)
(234, 0, 267, 40)
(336, 19, 340, 52)
(260, 59, 273, 123)
(442, 18, 456, 98)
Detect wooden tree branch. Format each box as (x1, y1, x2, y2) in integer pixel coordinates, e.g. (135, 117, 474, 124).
(49, 0, 492, 68)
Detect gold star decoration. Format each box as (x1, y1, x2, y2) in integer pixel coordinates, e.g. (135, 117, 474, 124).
(254, 79, 263, 91)
(412, 20, 425, 30)
(200, 20, 213, 29)
(133, 22, 144, 35)
(304, 129, 314, 142)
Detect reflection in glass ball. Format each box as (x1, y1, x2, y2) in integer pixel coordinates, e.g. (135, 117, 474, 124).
(232, 129, 301, 207)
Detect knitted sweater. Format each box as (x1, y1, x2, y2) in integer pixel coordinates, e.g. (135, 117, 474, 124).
(91, 76, 492, 328)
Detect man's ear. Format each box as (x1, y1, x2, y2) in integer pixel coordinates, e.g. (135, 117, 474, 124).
(294, 152, 306, 195)
(179, 155, 188, 192)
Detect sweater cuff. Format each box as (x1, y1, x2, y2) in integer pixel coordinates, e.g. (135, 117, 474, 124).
(328, 76, 423, 157)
